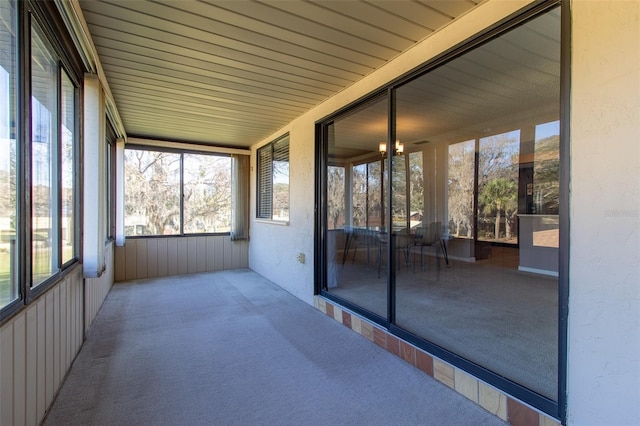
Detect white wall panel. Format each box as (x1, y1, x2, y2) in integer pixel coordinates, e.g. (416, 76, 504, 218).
(567, 1, 640, 424)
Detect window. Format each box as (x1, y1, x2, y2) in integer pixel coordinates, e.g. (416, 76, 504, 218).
(1, 0, 82, 320)
(0, 0, 17, 310)
(124, 148, 231, 236)
(106, 120, 116, 240)
(183, 153, 231, 233)
(31, 21, 79, 287)
(257, 134, 289, 221)
(61, 72, 76, 264)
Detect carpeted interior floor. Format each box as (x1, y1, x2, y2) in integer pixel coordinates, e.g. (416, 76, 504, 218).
(329, 246, 558, 400)
(43, 269, 507, 426)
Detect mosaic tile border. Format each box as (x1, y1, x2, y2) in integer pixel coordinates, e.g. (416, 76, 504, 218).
(314, 296, 561, 426)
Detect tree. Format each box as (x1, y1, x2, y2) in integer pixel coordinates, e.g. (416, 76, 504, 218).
(534, 135, 560, 214)
(183, 155, 231, 232)
(408, 152, 424, 217)
(327, 166, 345, 229)
(448, 141, 475, 237)
(479, 178, 517, 240)
(477, 132, 519, 242)
(125, 150, 180, 235)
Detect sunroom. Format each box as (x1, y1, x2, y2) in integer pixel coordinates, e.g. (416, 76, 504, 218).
(1, 1, 638, 426)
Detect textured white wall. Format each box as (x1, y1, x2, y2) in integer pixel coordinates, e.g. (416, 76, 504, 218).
(248, 0, 532, 304)
(567, 1, 640, 425)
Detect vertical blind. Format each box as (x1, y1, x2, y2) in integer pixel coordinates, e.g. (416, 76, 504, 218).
(257, 134, 289, 219)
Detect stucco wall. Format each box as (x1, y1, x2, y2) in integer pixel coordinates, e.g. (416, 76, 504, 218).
(567, 1, 640, 425)
(249, 0, 640, 423)
(248, 0, 532, 305)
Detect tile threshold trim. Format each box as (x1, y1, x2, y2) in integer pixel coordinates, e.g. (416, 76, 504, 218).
(314, 296, 561, 426)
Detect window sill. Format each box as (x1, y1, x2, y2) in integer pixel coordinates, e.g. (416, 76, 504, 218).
(255, 219, 289, 226)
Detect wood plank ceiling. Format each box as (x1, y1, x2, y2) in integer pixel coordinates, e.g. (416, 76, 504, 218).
(78, 0, 481, 148)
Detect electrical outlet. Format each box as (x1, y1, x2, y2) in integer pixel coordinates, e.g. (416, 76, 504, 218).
(297, 253, 305, 264)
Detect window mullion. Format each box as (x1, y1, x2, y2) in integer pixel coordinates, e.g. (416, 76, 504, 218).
(180, 153, 184, 234)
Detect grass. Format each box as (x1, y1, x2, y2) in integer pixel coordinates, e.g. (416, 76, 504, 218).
(1, 246, 75, 308)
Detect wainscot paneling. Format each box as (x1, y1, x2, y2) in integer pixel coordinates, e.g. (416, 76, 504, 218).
(0, 243, 115, 425)
(1, 267, 84, 426)
(85, 242, 115, 332)
(114, 235, 248, 282)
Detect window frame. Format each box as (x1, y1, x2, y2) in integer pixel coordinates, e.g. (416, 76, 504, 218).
(106, 120, 117, 241)
(1, 0, 83, 321)
(123, 145, 233, 238)
(27, 3, 82, 301)
(256, 133, 290, 223)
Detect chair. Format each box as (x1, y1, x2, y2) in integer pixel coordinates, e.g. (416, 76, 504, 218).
(377, 230, 412, 278)
(343, 226, 378, 266)
(411, 222, 445, 272)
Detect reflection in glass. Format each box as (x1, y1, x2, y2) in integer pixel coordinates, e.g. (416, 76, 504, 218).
(478, 130, 520, 244)
(327, 166, 345, 230)
(0, 0, 17, 308)
(534, 121, 560, 216)
(183, 154, 231, 233)
(272, 137, 289, 221)
(320, 5, 560, 404)
(324, 96, 388, 319)
(31, 24, 58, 286)
(393, 8, 560, 400)
(448, 140, 475, 239)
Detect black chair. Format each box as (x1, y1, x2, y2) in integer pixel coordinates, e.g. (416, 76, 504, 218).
(342, 226, 379, 267)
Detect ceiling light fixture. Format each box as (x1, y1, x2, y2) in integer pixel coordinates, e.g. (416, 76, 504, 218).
(379, 140, 404, 156)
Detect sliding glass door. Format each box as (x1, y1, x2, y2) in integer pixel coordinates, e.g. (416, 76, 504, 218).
(318, 4, 562, 414)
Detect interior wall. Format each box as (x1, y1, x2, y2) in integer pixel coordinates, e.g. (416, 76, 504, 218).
(114, 236, 249, 282)
(567, 1, 640, 424)
(248, 0, 534, 305)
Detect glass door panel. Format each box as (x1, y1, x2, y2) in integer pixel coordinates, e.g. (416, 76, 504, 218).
(324, 96, 388, 319)
(392, 7, 561, 401)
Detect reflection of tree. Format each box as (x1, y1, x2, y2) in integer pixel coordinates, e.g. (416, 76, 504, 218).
(448, 141, 474, 237)
(367, 161, 382, 227)
(352, 164, 366, 227)
(327, 166, 345, 229)
(479, 178, 517, 239)
(392, 156, 406, 224)
(534, 135, 559, 214)
(408, 152, 424, 217)
(478, 132, 519, 242)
